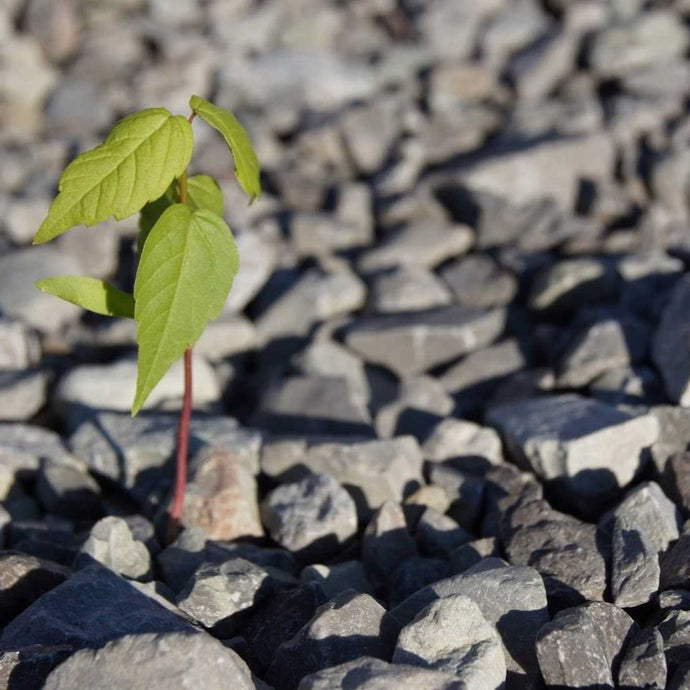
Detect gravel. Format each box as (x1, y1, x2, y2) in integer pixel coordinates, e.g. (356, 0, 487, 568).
(2, 0, 690, 686)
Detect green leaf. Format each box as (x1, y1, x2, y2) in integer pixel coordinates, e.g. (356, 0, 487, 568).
(132, 204, 239, 414)
(35, 277, 135, 318)
(34, 107, 194, 244)
(189, 95, 261, 202)
(137, 175, 224, 254)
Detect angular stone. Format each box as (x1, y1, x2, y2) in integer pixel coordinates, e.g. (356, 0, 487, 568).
(358, 223, 473, 272)
(42, 631, 259, 690)
(345, 306, 505, 377)
(394, 594, 506, 689)
(0, 566, 195, 650)
(69, 412, 261, 510)
(261, 473, 358, 562)
(291, 213, 372, 256)
(0, 424, 73, 476)
(440, 254, 518, 308)
(388, 557, 451, 608)
(301, 561, 375, 600)
(536, 602, 637, 689)
(663, 452, 690, 518)
(0, 370, 47, 421)
(194, 314, 258, 362)
(422, 419, 503, 465)
(450, 538, 501, 574)
(0, 552, 69, 627)
(265, 590, 399, 690)
(608, 482, 682, 607)
(487, 394, 658, 510)
(427, 465, 485, 533)
(173, 445, 263, 541)
(660, 531, 690, 590)
(428, 60, 497, 112)
(652, 274, 690, 405)
(35, 457, 101, 519)
(369, 266, 452, 314)
(298, 657, 464, 690)
(0, 644, 73, 690)
(0, 319, 40, 370)
(175, 558, 277, 637)
(618, 627, 667, 690)
(658, 608, 690, 672)
(391, 560, 548, 685)
(648, 406, 690, 474)
(416, 509, 472, 558)
(75, 516, 151, 581)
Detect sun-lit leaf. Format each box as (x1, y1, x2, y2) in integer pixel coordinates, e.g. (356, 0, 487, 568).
(132, 204, 239, 414)
(35, 276, 135, 318)
(33, 108, 194, 244)
(137, 175, 224, 254)
(189, 95, 261, 202)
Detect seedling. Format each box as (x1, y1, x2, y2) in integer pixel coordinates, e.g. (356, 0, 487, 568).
(33, 95, 261, 541)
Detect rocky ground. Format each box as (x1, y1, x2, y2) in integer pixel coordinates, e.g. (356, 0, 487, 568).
(1, 0, 690, 688)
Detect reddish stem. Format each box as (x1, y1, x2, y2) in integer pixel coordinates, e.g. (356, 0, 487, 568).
(168, 346, 193, 542)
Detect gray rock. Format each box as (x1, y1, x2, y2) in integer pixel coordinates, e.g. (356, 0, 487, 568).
(345, 306, 505, 377)
(589, 11, 689, 78)
(369, 266, 452, 314)
(394, 594, 506, 689)
(536, 602, 638, 689)
(487, 394, 658, 509)
(660, 531, 690, 590)
(362, 501, 417, 583)
(184, 314, 258, 362)
(301, 561, 375, 599)
(662, 452, 690, 518)
(358, 223, 473, 272)
(23, 0, 80, 62)
(45, 79, 112, 138)
(254, 375, 373, 437)
(500, 491, 608, 607)
(0, 370, 47, 421)
(607, 482, 682, 607)
(176, 558, 278, 636)
(298, 656, 465, 690)
(557, 318, 649, 388)
(242, 583, 328, 673)
(652, 274, 690, 405)
(589, 365, 665, 409)
(69, 412, 261, 510)
(669, 662, 690, 690)
(440, 254, 518, 308)
(0, 644, 73, 690)
(171, 445, 263, 541)
(658, 608, 690, 673)
(648, 406, 690, 473)
(291, 213, 373, 256)
(265, 590, 399, 690)
(416, 509, 472, 558)
(0, 423, 73, 475)
(43, 632, 260, 690)
(617, 627, 667, 690)
(391, 560, 548, 685)
(427, 61, 497, 112)
(388, 557, 451, 607)
(482, 1, 550, 62)
(0, 552, 70, 627)
(422, 419, 504, 465)
(529, 257, 618, 314)
(428, 465, 485, 533)
(75, 516, 151, 580)
(262, 473, 358, 562)
(35, 457, 101, 519)
(449, 538, 501, 574)
(0, 566, 195, 650)
(0, 319, 40, 370)
(0, 247, 81, 333)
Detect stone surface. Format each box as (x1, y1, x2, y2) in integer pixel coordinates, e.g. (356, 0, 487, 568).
(663, 452, 690, 518)
(423, 418, 504, 465)
(440, 254, 518, 308)
(262, 473, 358, 562)
(35, 457, 101, 519)
(0, 370, 47, 421)
(0, 319, 40, 370)
(617, 626, 667, 690)
(265, 590, 399, 690)
(301, 561, 375, 600)
(487, 394, 658, 510)
(369, 266, 452, 314)
(345, 306, 506, 377)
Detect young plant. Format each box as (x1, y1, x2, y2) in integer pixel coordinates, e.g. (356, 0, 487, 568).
(33, 95, 261, 540)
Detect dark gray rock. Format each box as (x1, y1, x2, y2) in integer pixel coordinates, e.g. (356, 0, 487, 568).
(663, 452, 690, 518)
(487, 394, 658, 511)
(242, 583, 328, 673)
(8, 520, 83, 566)
(265, 590, 399, 690)
(369, 266, 452, 314)
(536, 602, 638, 689)
(254, 375, 374, 437)
(590, 366, 665, 409)
(362, 501, 417, 584)
(43, 632, 260, 690)
(300, 561, 375, 600)
(416, 508, 472, 558)
(35, 458, 101, 519)
(0, 552, 70, 627)
(261, 473, 358, 562)
(175, 557, 279, 637)
(440, 254, 518, 308)
(449, 538, 501, 574)
(394, 594, 505, 689)
(345, 306, 506, 377)
(391, 560, 548, 686)
(654, 609, 690, 677)
(428, 464, 485, 533)
(617, 626, 667, 690)
(0, 424, 73, 476)
(388, 557, 450, 608)
(297, 656, 464, 690)
(648, 406, 690, 474)
(528, 257, 618, 314)
(74, 516, 151, 581)
(607, 482, 682, 607)
(652, 274, 690, 405)
(0, 645, 73, 690)
(669, 662, 690, 690)
(660, 531, 690, 590)
(0, 566, 195, 650)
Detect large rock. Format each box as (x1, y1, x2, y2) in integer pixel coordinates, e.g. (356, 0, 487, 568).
(0, 370, 47, 421)
(487, 394, 658, 510)
(345, 306, 506, 377)
(265, 590, 399, 690)
(393, 594, 506, 689)
(618, 626, 667, 690)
